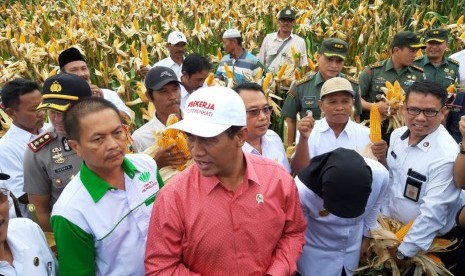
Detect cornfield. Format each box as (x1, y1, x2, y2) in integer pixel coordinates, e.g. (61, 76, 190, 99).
(1, 0, 465, 137)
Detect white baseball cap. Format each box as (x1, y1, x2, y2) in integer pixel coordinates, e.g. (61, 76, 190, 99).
(167, 86, 246, 137)
(223, 28, 241, 39)
(167, 31, 187, 45)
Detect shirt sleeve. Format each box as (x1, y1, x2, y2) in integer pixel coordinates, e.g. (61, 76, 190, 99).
(23, 148, 50, 195)
(281, 90, 300, 119)
(145, 188, 201, 276)
(358, 68, 372, 98)
(398, 162, 460, 257)
(298, 38, 308, 67)
(0, 147, 26, 198)
(51, 215, 96, 276)
(102, 89, 133, 119)
(257, 36, 268, 63)
(363, 162, 389, 237)
(266, 178, 306, 275)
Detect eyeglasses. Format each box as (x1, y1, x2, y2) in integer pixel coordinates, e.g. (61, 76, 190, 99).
(246, 106, 272, 117)
(406, 107, 440, 117)
(0, 188, 9, 204)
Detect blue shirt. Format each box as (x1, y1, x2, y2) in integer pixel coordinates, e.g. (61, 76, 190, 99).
(216, 49, 262, 85)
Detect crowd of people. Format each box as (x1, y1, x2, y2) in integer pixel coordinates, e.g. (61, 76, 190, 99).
(1, 6, 465, 276)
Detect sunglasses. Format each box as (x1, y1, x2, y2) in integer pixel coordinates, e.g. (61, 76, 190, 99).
(246, 106, 273, 117)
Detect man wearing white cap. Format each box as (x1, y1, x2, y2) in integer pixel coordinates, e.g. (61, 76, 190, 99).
(145, 86, 306, 275)
(216, 28, 264, 85)
(140, 31, 187, 79)
(291, 77, 388, 174)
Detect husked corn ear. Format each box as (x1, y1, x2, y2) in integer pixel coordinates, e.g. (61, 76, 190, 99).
(276, 64, 287, 79)
(369, 104, 382, 143)
(141, 43, 149, 66)
(447, 84, 456, 94)
(291, 46, 297, 57)
(254, 67, 263, 82)
(130, 41, 138, 57)
(294, 69, 301, 81)
(216, 47, 222, 61)
(224, 63, 233, 79)
(308, 58, 316, 71)
(262, 72, 273, 92)
(166, 113, 180, 126)
(395, 220, 414, 241)
(457, 15, 464, 25)
(157, 135, 176, 149)
(175, 133, 190, 158)
(205, 72, 215, 86)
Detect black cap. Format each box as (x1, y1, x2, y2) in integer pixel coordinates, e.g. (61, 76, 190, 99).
(392, 31, 425, 49)
(278, 7, 296, 20)
(58, 47, 86, 68)
(425, 28, 448, 43)
(319, 38, 349, 60)
(0, 173, 9, 180)
(37, 73, 92, 112)
(145, 66, 180, 91)
(297, 148, 373, 219)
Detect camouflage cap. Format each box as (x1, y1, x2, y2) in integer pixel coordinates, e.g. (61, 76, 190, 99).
(425, 28, 448, 43)
(392, 31, 426, 49)
(319, 38, 348, 60)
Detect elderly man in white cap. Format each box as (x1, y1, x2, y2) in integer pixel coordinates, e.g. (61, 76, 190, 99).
(145, 86, 306, 275)
(140, 31, 187, 79)
(215, 28, 264, 86)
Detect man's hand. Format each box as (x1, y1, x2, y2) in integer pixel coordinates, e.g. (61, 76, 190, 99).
(297, 113, 315, 141)
(154, 144, 188, 169)
(371, 140, 388, 164)
(360, 237, 372, 264)
(140, 65, 150, 79)
(89, 84, 104, 98)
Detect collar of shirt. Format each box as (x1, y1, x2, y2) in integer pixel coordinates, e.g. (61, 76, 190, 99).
(80, 157, 140, 202)
(399, 125, 442, 152)
(9, 123, 45, 141)
(423, 56, 447, 67)
(202, 153, 261, 195)
(314, 71, 326, 86)
(272, 31, 294, 42)
(385, 58, 412, 75)
(318, 117, 353, 138)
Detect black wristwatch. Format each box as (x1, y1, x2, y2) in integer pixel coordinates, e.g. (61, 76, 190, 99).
(460, 142, 465, 154)
(395, 250, 410, 260)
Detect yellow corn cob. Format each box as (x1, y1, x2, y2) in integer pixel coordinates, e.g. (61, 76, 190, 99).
(19, 33, 26, 44)
(216, 47, 223, 61)
(355, 55, 363, 72)
(308, 58, 316, 71)
(224, 63, 233, 79)
(157, 135, 176, 149)
(460, 31, 465, 40)
(175, 132, 190, 158)
(262, 72, 272, 92)
(294, 69, 301, 81)
(276, 64, 287, 79)
(133, 18, 139, 31)
(166, 113, 179, 126)
(395, 220, 414, 241)
(254, 67, 263, 82)
(447, 84, 456, 94)
(393, 81, 402, 98)
(425, 253, 444, 265)
(429, 17, 436, 27)
(205, 72, 215, 86)
(130, 41, 138, 57)
(369, 104, 382, 143)
(291, 46, 297, 57)
(416, 49, 423, 59)
(154, 33, 162, 43)
(141, 43, 149, 66)
(457, 15, 464, 26)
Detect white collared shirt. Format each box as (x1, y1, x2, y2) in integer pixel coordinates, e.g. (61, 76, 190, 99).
(0, 218, 57, 276)
(308, 118, 371, 158)
(101, 88, 133, 119)
(296, 158, 389, 276)
(382, 125, 461, 257)
(449, 50, 465, 83)
(180, 83, 190, 111)
(242, 130, 291, 172)
(257, 32, 308, 73)
(153, 56, 183, 80)
(132, 115, 166, 153)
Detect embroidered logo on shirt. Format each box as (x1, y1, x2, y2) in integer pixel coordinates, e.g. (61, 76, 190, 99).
(256, 193, 264, 204)
(138, 171, 150, 182)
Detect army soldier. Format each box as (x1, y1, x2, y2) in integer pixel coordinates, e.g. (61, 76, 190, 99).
(282, 38, 362, 144)
(414, 28, 460, 88)
(23, 73, 92, 231)
(359, 31, 426, 119)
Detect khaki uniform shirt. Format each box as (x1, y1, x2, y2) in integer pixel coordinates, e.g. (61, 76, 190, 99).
(282, 72, 362, 120)
(23, 130, 82, 207)
(413, 55, 460, 88)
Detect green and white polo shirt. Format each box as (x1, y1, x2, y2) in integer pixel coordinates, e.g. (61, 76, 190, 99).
(51, 154, 163, 276)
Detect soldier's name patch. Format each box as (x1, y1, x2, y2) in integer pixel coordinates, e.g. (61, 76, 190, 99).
(55, 165, 73, 173)
(303, 96, 316, 105)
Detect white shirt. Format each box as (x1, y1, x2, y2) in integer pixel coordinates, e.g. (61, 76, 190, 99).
(382, 125, 461, 257)
(180, 83, 190, 111)
(101, 88, 133, 119)
(132, 115, 166, 153)
(0, 218, 57, 276)
(308, 118, 371, 158)
(296, 158, 389, 276)
(449, 50, 465, 83)
(51, 154, 160, 276)
(258, 32, 308, 73)
(153, 56, 183, 80)
(242, 130, 291, 172)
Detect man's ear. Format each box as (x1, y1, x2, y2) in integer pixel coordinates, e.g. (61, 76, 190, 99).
(67, 139, 82, 157)
(236, 127, 248, 147)
(5, 107, 15, 119)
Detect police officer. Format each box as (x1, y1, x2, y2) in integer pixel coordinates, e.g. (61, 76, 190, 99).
(414, 28, 460, 88)
(23, 73, 92, 231)
(282, 38, 362, 144)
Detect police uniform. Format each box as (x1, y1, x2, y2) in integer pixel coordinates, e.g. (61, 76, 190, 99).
(22, 73, 92, 220)
(23, 131, 82, 206)
(282, 38, 362, 120)
(413, 28, 460, 88)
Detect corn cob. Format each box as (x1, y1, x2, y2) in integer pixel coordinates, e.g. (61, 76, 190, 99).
(458, 15, 464, 25)
(308, 58, 316, 71)
(224, 63, 233, 79)
(395, 220, 414, 241)
(291, 46, 297, 57)
(157, 135, 176, 149)
(130, 41, 138, 57)
(205, 72, 215, 86)
(447, 84, 456, 94)
(262, 72, 273, 92)
(294, 69, 301, 81)
(369, 104, 382, 143)
(216, 47, 223, 61)
(276, 64, 287, 79)
(141, 43, 149, 66)
(254, 67, 263, 82)
(425, 253, 444, 265)
(166, 113, 179, 126)
(175, 132, 190, 158)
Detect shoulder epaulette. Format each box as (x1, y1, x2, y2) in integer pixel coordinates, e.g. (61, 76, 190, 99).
(296, 71, 316, 86)
(28, 132, 55, 152)
(448, 57, 460, 66)
(369, 61, 384, 69)
(411, 64, 424, 72)
(346, 75, 359, 85)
